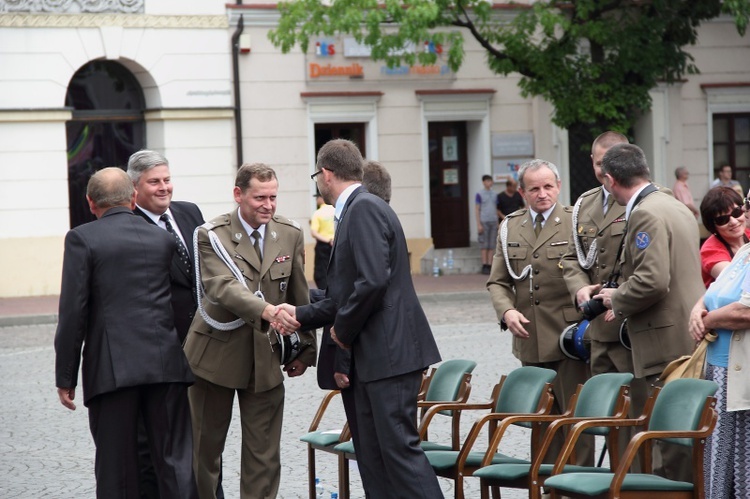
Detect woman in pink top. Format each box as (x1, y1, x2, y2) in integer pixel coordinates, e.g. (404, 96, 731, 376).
(700, 187, 750, 287)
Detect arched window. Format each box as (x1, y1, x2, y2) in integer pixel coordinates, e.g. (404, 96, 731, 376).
(65, 60, 145, 227)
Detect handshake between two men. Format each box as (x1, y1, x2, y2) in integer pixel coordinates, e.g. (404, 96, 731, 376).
(267, 303, 352, 390)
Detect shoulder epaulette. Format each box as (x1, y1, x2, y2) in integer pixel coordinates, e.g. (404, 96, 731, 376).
(506, 208, 527, 219)
(578, 186, 602, 199)
(204, 214, 230, 229)
(273, 215, 301, 231)
(562, 205, 574, 213)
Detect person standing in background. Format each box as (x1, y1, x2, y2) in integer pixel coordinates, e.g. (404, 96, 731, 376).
(310, 192, 335, 290)
(711, 164, 744, 196)
(672, 166, 699, 219)
(496, 177, 525, 222)
(476, 174, 499, 275)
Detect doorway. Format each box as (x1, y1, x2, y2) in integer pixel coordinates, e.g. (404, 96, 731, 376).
(429, 121, 469, 248)
(65, 60, 145, 228)
(314, 123, 367, 158)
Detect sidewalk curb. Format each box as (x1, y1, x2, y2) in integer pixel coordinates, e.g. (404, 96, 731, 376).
(0, 314, 58, 328)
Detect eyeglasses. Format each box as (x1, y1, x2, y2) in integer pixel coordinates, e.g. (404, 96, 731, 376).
(714, 206, 744, 226)
(310, 169, 324, 180)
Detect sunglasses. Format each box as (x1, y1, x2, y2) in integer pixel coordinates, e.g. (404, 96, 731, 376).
(714, 206, 744, 226)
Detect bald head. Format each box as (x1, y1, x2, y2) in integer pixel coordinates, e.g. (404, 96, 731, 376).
(86, 167, 135, 218)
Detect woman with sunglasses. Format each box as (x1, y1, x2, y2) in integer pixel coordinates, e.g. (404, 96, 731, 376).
(699, 186, 750, 287)
(689, 187, 750, 499)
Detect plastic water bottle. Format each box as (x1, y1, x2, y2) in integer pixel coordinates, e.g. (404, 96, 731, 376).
(442, 255, 448, 270)
(331, 493, 338, 499)
(432, 257, 440, 277)
(315, 477, 325, 498)
(447, 249, 454, 270)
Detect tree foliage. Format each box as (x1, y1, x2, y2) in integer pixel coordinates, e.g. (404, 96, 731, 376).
(269, 0, 749, 137)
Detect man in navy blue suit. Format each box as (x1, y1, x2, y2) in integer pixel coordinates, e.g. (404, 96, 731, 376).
(275, 139, 442, 497)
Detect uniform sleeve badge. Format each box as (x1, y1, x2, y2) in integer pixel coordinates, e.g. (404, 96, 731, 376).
(635, 231, 651, 250)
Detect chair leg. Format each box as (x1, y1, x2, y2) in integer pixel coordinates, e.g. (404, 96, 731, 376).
(338, 454, 350, 499)
(454, 474, 464, 499)
(307, 446, 316, 499)
(490, 484, 501, 499)
(480, 478, 490, 499)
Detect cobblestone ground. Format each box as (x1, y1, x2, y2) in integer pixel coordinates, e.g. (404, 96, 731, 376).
(0, 292, 539, 499)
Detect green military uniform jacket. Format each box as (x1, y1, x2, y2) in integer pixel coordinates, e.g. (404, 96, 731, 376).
(610, 189, 701, 378)
(561, 186, 627, 342)
(183, 210, 315, 392)
(488, 203, 581, 363)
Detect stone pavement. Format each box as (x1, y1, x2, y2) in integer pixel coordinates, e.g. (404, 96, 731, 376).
(0, 274, 540, 498)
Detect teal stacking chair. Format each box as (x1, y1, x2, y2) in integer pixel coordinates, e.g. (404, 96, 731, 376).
(472, 372, 633, 499)
(299, 390, 349, 498)
(423, 365, 557, 499)
(331, 358, 477, 498)
(543, 378, 718, 499)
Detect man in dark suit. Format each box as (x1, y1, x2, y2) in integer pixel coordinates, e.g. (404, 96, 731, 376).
(128, 150, 204, 343)
(275, 139, 442, 497)
(54, 167, 197, 499)
(127, 150, 207, 499)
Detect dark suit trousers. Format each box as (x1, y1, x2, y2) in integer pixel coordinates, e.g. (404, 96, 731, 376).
(352, 369, 441, 498)
(87, 383, 197, 499)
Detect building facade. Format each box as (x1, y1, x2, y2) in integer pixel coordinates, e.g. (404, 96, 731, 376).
(1, 0, 748, 297)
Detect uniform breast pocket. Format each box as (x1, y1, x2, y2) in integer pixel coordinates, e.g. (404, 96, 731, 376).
(610, 222, 626, 237)
(547, 245, 568, 277)
(507, 247, 528, 274)
(269, 260, 292, 280)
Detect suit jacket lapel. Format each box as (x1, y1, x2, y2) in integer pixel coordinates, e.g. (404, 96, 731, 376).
(171, 203, 197, 262)
(260, 220, 281, 277)
(518, 214, 535, 247)
(330, 186, 364, 262)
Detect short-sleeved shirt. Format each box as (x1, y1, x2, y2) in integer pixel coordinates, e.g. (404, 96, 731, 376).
(476, 189, 498, 223)
(310, 204, 335, 242)
(496, 191, 524, 216)
(700, 230, 750, 287)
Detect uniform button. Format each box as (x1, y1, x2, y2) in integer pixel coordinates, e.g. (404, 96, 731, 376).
(533, 253, 539, 258)
(535, 300, 540, 305)
(735, 365, 742, 371)
(534, 269, 540, 275)
(600, 248, 606, 253)
(600, 264, 607, 269)
(534, 284, 540, 290)
(618, 311, 623, 316)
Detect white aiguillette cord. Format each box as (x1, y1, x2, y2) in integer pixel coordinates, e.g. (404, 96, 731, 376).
(499, 217, 534, 294)
(192, 227, 251, 331)
(572, 195, 597, 269)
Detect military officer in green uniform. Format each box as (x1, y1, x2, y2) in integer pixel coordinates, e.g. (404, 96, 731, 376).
(183, 163, 316, 499)
(594, 143, 701, 482)
(487, 158, 593, 465)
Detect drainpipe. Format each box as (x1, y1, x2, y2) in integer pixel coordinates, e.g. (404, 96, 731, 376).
(231, 14, 244, 168)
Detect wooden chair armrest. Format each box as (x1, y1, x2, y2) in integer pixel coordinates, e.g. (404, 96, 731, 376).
(418, 401, 494, 439)
(307, 390, 341, 432)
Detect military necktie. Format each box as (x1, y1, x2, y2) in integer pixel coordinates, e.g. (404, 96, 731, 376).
(160, 213, 192, 275)
(534, 213, 544, 237)
(602, 191, 610, 216)
(251, 230, 263, 261)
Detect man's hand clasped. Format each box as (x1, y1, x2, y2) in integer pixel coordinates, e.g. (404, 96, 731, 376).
(269, 303, 300, 334)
